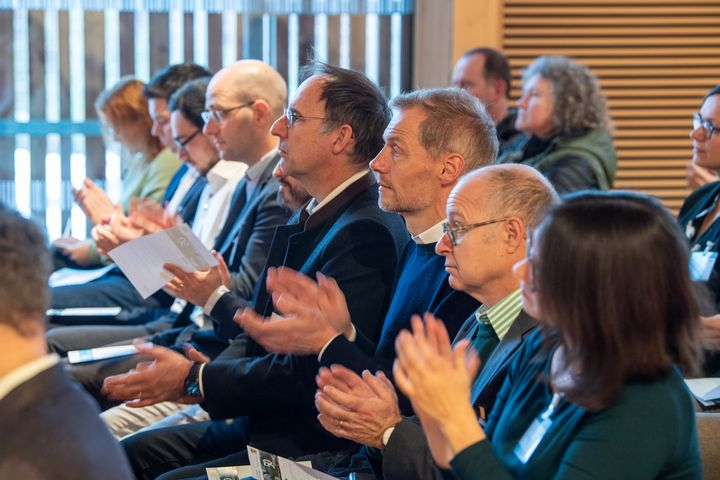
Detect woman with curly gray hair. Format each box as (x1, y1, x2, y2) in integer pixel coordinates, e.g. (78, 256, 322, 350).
(498, 56, 617, 194)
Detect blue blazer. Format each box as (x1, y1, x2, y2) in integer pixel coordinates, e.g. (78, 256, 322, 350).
(202, 172, 409, 458)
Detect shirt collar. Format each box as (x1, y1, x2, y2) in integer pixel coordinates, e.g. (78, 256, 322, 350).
(0, 353, 59, 401)
(205, 160, 248, 194)
(306, 169, 370, 215)
(245, 148, 278, 184)
(412, 219, 445, 244)
(474, 289, 522, 340)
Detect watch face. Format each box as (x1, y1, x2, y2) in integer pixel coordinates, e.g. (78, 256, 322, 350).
(184, 363, 202, 397)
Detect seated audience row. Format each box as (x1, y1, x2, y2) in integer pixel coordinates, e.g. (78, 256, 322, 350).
(2, 48, 714, 480)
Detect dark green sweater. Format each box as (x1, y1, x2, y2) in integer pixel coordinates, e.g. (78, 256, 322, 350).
(450, 331, 702, 480)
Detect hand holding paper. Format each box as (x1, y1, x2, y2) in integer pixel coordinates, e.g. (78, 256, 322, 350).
(108, 224, 217, 298)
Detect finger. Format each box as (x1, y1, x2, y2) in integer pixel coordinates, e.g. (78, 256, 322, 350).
(131, 340, 170, 361)
(163, 263, 191, 279)
(394, 328, 426, 380)
(272, 291, 316, 319)
(316, 413, 353, 441)
(392, 359, 414, 398)
(425, 312, 452, 359)
(214, 251, 231, 287)
(317, 413, 338, 434)
(314, 391, 355, 421)
(321, 384, 367, 411)
(375, 371, 400, 401)
(234, 307, 268, 330)
(316, 367, 337, 390)
(327, 364, 370, 394)
(271, 267, 320, 300)
(362, 370, 390, 398)
(164, 280, 183, 297)
(454, 339, 480, 379)
(182, 343, 210, 363)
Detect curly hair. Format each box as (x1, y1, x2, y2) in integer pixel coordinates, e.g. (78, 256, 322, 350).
(523, 56, 611, 135)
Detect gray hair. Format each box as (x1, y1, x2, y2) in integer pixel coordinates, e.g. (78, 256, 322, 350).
(390, 88, 498, 171)
(0, 205, 51, 334)
(480, 164, 559, 228)
(523, 56, 611, 135)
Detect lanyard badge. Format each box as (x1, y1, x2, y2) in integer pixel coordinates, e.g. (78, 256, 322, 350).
(513, 393, 562, 464)
(690, 242, 717, 282)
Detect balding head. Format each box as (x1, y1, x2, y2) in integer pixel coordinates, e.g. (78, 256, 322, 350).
(208, 60, 287, 119)
(456, 164, 558, 229)
(203, 60, 287, 163)
(437, 164, 557, 305)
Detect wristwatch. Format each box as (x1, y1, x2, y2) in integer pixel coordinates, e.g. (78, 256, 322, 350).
(183, 362, 203, 398)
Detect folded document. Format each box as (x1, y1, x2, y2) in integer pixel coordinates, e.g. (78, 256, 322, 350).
(108, 224, 217, 299)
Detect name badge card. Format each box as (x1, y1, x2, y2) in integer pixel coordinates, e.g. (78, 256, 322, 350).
(690, 251, 717, 282)
(513, 393, 561, 464)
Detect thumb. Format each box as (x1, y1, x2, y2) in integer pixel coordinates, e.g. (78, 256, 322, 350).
(182, 343, 210, 363)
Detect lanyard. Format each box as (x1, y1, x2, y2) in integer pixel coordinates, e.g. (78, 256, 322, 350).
(513, 392, 563, 464)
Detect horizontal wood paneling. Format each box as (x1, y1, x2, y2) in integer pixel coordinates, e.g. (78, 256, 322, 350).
(504, 1, 720, 212)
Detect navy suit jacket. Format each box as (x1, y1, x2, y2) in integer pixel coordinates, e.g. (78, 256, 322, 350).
(170, 153, 290, 329)
(373, 310, 539, 480)
(201, 172, 409, 458)
(0, 362, 133, 479)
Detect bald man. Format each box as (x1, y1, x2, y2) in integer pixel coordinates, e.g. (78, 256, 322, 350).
(314, 164, 558, 479)
(52, 60, 293, 422)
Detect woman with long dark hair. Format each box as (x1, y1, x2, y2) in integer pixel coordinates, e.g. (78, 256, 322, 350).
(394, 191, 702, 479)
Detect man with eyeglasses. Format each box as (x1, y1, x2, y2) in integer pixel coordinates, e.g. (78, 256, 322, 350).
(49, 63, 213, 315)
(309, 164, 557, 480)
(101, 62, 409, 479)
(46, 61, 292, 431)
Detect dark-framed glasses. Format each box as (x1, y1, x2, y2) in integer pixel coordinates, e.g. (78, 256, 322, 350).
(201, 100, 256, 125)
(442, 218, 508, 246)
(173, 129, 201, 151)
(693, 112, 719, 140)
(283, 108, 328, 128)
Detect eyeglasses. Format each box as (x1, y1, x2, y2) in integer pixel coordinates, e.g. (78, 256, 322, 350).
(525, 228, 537, 292)
(693, 112, 719, 140)
(283, 108, 328, 128)
(173, 129, 201, 151)
(201, 100, 256, 125)
(442, 218, 508, 246)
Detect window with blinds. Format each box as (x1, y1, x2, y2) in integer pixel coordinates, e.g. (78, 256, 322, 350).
(502, 0, 720, 212)
(0, 0, 414, 237)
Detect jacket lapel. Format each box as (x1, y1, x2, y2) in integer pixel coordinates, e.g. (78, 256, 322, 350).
(470, 310, 538, 406)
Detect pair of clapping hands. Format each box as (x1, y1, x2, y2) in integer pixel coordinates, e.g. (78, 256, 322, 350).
(241, 268, 486, 466)
(101, 267, 484, 469)
(92, 198, 180, 256)
(55, 178, 180, 258)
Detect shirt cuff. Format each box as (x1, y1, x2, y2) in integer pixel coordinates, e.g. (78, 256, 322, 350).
(381, 426, 396, 447)
(317, 324, 358, 361)
(203, 285, 230, 315)
(198, 362, 207, 398)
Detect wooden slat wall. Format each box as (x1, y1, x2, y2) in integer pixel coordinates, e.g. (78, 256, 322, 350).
(502, 0, 720, 212)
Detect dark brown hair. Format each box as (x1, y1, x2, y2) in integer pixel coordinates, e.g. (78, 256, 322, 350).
(300, 62, 390, 165)
(462, 47, 512, 100)
(0, 205, 51, 335)
(535, 191, 702, 410)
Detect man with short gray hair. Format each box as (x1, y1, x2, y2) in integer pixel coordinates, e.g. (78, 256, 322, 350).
(314, 164, 558, 479)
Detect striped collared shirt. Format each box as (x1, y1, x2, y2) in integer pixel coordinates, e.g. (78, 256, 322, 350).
(474, 289, 522, 340)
